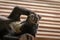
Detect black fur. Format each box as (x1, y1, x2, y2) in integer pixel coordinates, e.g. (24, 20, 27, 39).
(0, 6, 35, 40)
(8, 13, 41, 37)
(8, 6, 35, 21)
(0, 6, 41, 40)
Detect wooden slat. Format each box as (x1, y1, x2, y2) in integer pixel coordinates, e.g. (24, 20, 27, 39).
(38, 28, 60, 32)
(0, 0, 60, 39)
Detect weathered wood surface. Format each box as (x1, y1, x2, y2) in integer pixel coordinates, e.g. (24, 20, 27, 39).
(0, 0, 60, 40)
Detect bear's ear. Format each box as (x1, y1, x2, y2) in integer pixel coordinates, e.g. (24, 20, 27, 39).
(37, 15, 41, 21)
